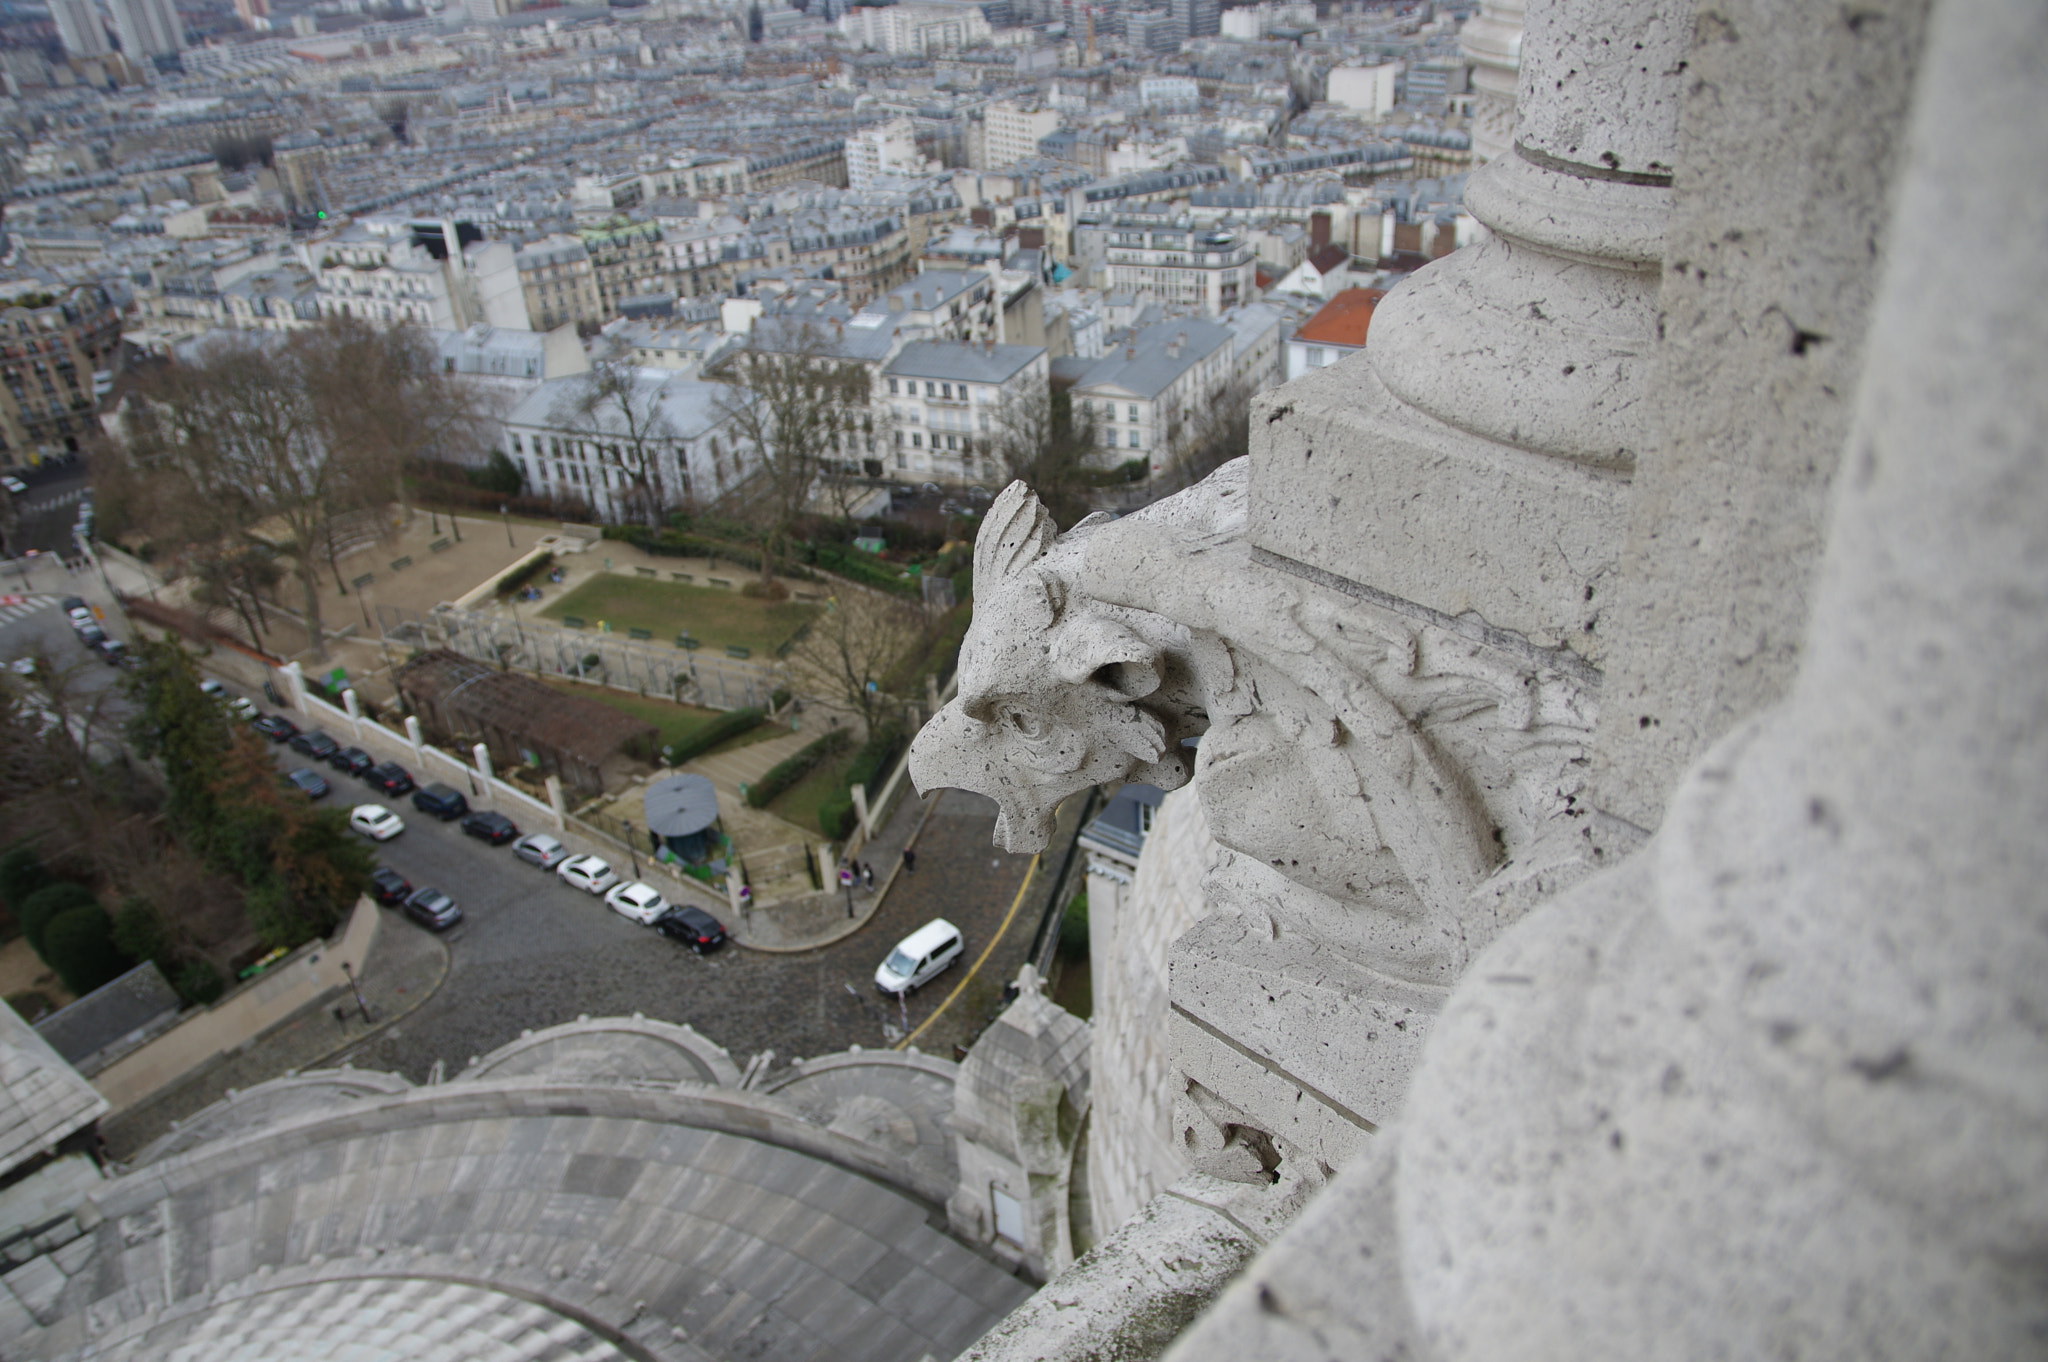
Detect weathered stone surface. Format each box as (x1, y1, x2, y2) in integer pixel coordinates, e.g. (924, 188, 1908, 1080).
(1588, 0, 1932, 830)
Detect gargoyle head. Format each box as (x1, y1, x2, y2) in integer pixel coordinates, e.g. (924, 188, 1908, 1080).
(907, 482, 1196, 852)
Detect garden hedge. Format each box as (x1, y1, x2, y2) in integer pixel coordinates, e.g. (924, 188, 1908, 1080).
(665, 706, 764, 765)
(42, 903, 129, 998)
(817, 721, 908, 839)
(745, 728, 852, 808)
(19, 882, 98, 959)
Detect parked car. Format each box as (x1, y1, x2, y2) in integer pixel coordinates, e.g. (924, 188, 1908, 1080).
(288, 729, 340, 759)
(95, 638, 130, 667)
(364, 762, 415, 796)
(253, 714, 298, 743)
(199, 679, 227, 701)
(875, 918, 963, 995)
(513, 833, 571, 870)
(411, 783, 469, 820)
(402, 886, 462, 931)
(286, 767, 330, 799)
(368, 867, 413, 906)
(227, 697, 258, 721)
(58, 595, 85, 612)
(329, 746, 375, 776)
(75, 624, 105, 649)
(349, 804, 405, 841)
(654, 905, 728, 954)
(66, 606, 95, 628)
(603, 880, 669, 925)
(557, 854, 618, 895)
(0, 475, 25, 494)
(460, 810, 518, 844)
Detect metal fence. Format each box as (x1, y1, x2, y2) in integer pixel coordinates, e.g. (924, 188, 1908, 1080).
(376, 602, 788, 712)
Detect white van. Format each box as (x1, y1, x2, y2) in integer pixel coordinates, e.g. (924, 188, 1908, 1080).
(875, 918, 964, 995)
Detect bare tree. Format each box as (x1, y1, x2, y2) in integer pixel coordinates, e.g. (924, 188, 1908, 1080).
(785, 588, 927, 729)
(1159, 374, 1254, 494)
(552, 356, 680, 528)
(103, 319, 477, 665)
(989, 376, 1100, 529)
(711, 324, 875, 581)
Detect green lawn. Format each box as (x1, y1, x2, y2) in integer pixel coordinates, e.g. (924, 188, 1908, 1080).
(541, 680, 788, 754)
(540, 574, 819, 657)
(766, 750, 857, 837)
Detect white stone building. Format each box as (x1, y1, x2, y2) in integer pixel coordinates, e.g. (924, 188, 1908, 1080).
(1096, 218, 1256, 316)
(1061, 317, 1235, 474)
(882, 338, 1048, 483)
(837, 0, 991, 55)
(846, 119, 931, 190)
(981, 100, 1062, 169)
(501, 369, 756, 518)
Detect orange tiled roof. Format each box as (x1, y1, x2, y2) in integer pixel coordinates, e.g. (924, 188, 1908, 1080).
(1296, 287, 1386, 348)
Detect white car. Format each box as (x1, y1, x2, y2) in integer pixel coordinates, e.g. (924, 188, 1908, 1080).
(227, 697, 258, 721)
(349, 804, 406, 841)
(0, 475, 25, 495)
(67, 606, 95, 628)
(557, 855, 618, 895)
(603, 881, 670, 925)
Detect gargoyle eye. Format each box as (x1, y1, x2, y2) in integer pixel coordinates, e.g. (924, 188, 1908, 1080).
(1005, 709, 1046, 740)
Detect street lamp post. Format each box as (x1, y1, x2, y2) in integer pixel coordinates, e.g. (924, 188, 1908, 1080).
(839, 866, 855, 918)
(341, 960, 371, 1023)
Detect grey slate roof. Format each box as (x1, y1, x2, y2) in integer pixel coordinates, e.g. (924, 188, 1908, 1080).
(884, 339, 1045, 385)
(1064, 318, 1234, 400)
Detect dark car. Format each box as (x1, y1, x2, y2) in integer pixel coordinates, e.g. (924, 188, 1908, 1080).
(364, 762, 416, 796)
(329, 746, 375, 776)
(75, 623, 105, 649)
(368, 866, 413, 906)
(411, 783, 469, 820)
(654, 905, 728, 954)
(460, 810, 519, 844)
(59, 595, 85, 612)
(94, 638, 127, 667)
(289, 729, 340, 759)
(402, 886, 462, 932)
(253, 714, 299, 743)
(285, 767, 329, 799)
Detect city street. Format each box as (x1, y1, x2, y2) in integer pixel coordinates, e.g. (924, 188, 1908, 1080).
(250, 709, 1048, 1085)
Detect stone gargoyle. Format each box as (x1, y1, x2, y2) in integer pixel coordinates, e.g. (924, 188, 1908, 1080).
(908, 459, 1601, 988)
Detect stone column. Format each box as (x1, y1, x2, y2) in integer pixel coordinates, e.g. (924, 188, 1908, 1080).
(1457, 0, 1522, 166)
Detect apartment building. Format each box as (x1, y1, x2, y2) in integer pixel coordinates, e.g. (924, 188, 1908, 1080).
(515, 235, 605, 333)
(578, 218, 672, 316)
(981, 101, 1062, 170)
(502, 370, 754, 519)
(1086, 217, 1256, 316)
(881, 339, 1048, 484)
(1060, 317, 1234, 475)
(0, 283, 121, 466)
(847, 120, 929, 190)
(838, 0, 993, 55)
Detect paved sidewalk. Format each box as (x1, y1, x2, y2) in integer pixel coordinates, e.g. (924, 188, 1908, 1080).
(98, 907, 451, 1161)
(726, 781, 936, 952)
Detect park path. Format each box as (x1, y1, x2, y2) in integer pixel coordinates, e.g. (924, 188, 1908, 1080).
(688, 726, 821, 798)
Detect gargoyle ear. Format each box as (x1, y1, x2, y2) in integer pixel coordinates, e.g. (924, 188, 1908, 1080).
(975, 481, 1055, 585)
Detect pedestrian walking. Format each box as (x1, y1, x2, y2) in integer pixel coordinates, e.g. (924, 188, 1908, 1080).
(861, 862, 874, 889)
(901, 848, 916, 874)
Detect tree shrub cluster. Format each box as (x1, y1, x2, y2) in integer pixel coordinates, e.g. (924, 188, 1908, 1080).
(664, 706, 764, 765)
(493, 551, 555, 599)
(129, 639, 373, 952)
(0, 850, 131, 1000)
(818, 721, 906, 839)
(810, 542, 920, 598)
(745, 729, 851, 808)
